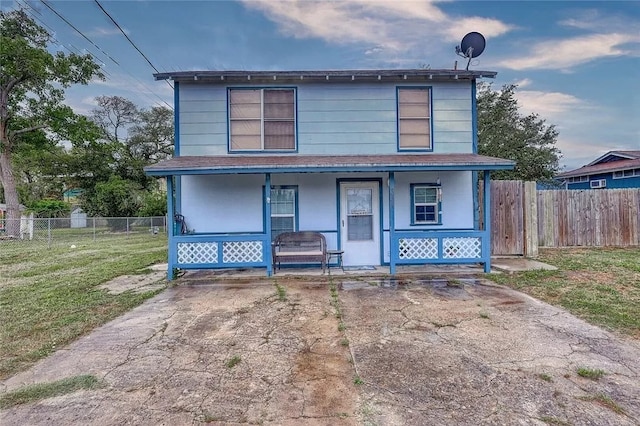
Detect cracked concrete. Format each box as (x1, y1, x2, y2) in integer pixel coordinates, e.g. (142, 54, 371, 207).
(1, 276, 639, 425)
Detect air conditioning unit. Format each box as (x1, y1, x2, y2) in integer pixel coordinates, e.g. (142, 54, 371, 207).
(590, 179, 607, 189)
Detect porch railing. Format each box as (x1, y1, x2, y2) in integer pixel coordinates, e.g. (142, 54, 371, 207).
(391, 230, 488, 266)
(172, 233, 270, 269)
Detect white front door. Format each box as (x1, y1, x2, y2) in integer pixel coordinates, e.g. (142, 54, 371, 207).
(340, 182, 380, 266)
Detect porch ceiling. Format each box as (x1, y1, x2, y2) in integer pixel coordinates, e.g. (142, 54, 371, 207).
(144, 154, 515, 176)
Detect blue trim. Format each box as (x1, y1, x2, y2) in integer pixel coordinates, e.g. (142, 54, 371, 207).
(227, 87, 298, 153)
(265, 173, 272, 276)
(385, 227, 475, 232)
(172, 234, 271, 271)
(175, 176, 182, 213)
(174, 82, 180, 157)
(471, 79, 477, 154)
(166, 176, 175, 280)
(146, 163, 514, 176)
(410, 183, 442, 225)
(336, 178, 384, 266)
(483, 170, 491, 272)
(396, 86, 434, 152)
(389, 172, 396, 275)
(472, 171, 479, 230)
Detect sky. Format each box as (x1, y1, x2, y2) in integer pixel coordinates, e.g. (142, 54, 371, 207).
(4, 0, 640, 171)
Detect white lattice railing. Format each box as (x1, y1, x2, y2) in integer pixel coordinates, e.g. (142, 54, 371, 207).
(394, 231, 485, 263)
(173, 235, 267, 267)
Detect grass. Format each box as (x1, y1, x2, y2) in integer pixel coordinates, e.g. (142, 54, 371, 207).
(274, 282, 287, 301)
(0, 234, 167, 380)
(353, 375, 364, 385)
(577, 367, 605, 380)
(579, 393, 626, 415)
(0, 375, 101, 409)
(489, 247, 640, 336)
(538, 373, 553, 382)
(226, 355, 241, 368)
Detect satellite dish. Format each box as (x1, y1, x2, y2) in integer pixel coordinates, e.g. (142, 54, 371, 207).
(455, 32, 486, 70)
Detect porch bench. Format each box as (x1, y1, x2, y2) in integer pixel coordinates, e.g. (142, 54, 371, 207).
(272, 231, 327, 274)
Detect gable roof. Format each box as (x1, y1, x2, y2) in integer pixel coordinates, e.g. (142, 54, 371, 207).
(154, 69, 496, 84)
(586, 150, 640, 166)
(557, 152, 640, 179)
(145, 154, 514, 176)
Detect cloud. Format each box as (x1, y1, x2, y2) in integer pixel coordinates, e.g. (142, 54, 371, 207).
(515, 90, 584, 116)
(86, 27, 129, 37)
(498, 33, 638, 71)
(240, 0, 513, 58)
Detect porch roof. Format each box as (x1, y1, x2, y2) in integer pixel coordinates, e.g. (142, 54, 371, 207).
(144, 154, 515, 176)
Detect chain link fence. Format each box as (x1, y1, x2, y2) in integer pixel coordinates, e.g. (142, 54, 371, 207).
(0, 215, 167, 250)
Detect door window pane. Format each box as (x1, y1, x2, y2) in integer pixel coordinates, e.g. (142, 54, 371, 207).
(347, 189, 372, 215)
(347, 216, 373, 241)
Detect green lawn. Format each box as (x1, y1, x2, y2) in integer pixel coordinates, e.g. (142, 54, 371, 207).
(490, 247, 640, 338)
(0, 234, 168, 379)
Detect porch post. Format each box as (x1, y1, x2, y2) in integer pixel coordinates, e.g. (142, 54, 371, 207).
(389, 172, 396, 275)
(166, 175, 176, 280)
(483, 170, 492, 273)
(265, 173, 273, 277)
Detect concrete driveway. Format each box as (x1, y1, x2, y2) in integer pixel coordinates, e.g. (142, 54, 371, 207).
(1, 275, 639, 425)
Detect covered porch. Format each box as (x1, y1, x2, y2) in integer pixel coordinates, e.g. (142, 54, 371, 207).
(144, 154, 514, 279)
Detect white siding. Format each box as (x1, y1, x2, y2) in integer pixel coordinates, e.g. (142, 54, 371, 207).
(177, 81, 473, 155)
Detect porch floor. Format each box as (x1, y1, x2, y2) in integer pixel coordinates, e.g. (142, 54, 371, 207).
(179, 263, 487, 280)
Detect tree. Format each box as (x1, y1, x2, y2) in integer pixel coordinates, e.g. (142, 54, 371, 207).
(477, 83, 561, 182)
(77, 96, 172, 217)
(0, 9, 103, 236)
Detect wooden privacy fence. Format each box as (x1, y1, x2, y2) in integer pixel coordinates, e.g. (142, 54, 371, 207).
(486, 181, 640, 255)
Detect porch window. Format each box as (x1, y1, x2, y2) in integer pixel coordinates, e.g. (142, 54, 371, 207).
(411, 183, 441, 225)
(397, 87, 432, 150)
(229, 88, 296, 151)
(270, 186, 297, 240)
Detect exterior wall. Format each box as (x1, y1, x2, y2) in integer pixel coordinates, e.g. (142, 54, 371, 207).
(566, 172, 640, 190)
(178, 81, 472, 156)
(180, 171, 474, 264)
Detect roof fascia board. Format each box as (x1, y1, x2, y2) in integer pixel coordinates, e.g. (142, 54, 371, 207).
(146, 163, 515, 176)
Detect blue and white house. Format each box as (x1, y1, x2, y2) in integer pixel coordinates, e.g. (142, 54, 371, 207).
(144, 69, 514, 278)
(557, 150, 640, 190)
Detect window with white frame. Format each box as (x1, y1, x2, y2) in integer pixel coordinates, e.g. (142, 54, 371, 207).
(270, 187, 297, 240)
(411, 183, 441, 224)
(613, 168, 640, 179)
(229, 88, 295, 151)
(398, 88, 432, 150)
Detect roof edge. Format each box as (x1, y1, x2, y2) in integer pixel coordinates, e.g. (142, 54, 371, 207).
(154, 69, 497, 83)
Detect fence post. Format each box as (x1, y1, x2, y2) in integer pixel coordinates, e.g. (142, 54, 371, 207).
(48, 218, 52, 248)
(126, 217, 130, 237)
(523, 181, 539, 257)
(93, 217, 96, 241)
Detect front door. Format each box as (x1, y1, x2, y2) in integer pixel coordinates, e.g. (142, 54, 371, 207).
(340, 182, 380, 266)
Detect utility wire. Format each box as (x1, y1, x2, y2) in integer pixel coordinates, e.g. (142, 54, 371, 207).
(34, 0, 172, 110)
(93, 0, 174, 90)
(40, 0, 120, 66)
(18, 0, 114, 78)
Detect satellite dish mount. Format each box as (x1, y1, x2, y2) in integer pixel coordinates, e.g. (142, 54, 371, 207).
(455, 32, 486, 70)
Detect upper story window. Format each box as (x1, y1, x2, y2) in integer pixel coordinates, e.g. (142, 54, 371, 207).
(398, 88, 432, 151)
(229, 88, 296, 151)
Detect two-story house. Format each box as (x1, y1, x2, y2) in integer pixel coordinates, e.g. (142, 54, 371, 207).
(144, 69, 514, 279)
(556, 150, 640, 189)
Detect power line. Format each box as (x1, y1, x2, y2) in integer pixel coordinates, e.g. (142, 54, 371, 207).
(34, 1, 172, 110)
(40, 0, 120, 66)
(93, 0, 173, 90)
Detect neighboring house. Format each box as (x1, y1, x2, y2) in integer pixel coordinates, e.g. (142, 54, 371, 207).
(145, 69, 514, 278)
(557, 150, 640, 190)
